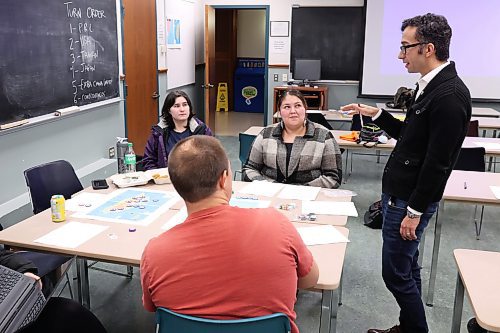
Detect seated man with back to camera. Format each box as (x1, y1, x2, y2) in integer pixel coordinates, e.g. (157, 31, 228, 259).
(140, 136, 319, 333)
(242, 90, 342, 188)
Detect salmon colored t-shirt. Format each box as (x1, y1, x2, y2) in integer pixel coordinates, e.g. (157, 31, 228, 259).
(141, 205, 313, 333)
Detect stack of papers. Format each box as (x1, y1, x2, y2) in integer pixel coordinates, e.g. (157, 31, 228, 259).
(489, 186, 500, 200)
(302, 201, 358, 217)
(474, 142, 500, 150)
(34, 222, 108, 248)
(229, 198, 271, 208)
(65, 192, 109, 213)
(239, 181, 284, 197)
(162, 208, 187, 230)
(278, 185, 321, 201)
(297, 225, 349, 246)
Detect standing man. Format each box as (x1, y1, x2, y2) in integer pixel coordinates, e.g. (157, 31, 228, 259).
(140, 136, 318, 333)
(342, 13, 471, 333)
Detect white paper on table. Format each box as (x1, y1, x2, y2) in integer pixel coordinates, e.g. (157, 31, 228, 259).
(302, 201, 358, 217)
(161, 208, 187, 230)
(239, 181, 284, 197)
(474, 142, 500, 150)
(66, 192, 109, 213)
(229, 198, 271, 208)
(278, 184, 321, 201)
(297, 225, 349, 246)
(34, 221, 108, 249)
(489, 186, 500, 199)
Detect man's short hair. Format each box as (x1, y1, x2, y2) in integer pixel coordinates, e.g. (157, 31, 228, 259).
(402, 13, 452, 61)
(168, 136, 229, 203)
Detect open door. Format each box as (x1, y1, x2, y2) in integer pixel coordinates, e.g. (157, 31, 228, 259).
(204, 5, 216, 131)
(123, 0, 159, 155)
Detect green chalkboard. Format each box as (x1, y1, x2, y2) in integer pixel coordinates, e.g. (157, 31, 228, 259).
(0, 0, 119, 125)
(291, 6, 365, 81)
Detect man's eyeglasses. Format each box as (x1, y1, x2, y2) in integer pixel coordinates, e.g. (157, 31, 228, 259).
(399, 42, 427, 54)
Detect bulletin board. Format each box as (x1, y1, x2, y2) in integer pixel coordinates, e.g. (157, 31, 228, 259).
(164, 0, 195, 89)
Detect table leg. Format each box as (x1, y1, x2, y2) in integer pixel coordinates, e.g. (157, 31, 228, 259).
(343, 149, 350, 183)
(77, 258, 90, 308)
(451, 272, 465, 333)
(320, 290, 332, 333)
(426, 200, 444, 306)
(319, 289, 339, 333)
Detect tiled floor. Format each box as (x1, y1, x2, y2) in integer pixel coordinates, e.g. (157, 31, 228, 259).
(214, 111, 264, 136)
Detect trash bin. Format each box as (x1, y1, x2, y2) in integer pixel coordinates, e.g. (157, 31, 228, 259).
(234, 58, 265, 113)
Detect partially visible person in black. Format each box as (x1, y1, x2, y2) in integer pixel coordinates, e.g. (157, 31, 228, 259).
(0, 249, 107, 333)
(342, 13, 471, 333)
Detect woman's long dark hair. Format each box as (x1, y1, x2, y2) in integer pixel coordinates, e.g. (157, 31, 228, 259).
(160, 90, 195, 129)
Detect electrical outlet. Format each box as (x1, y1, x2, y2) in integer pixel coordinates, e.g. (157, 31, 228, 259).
(282, 74, 288, 82)
(108, 146, 115, 158)
(273, 74, 279, 82)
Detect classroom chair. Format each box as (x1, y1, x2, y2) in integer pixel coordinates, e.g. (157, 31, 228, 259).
(307, 113, 333, 130)
(466, 120, 479, 137)
(24, 160, 133, 289)
(454, 147, 487, 238)
(156, 307, 291, 333)
(234, 132, 257, 180)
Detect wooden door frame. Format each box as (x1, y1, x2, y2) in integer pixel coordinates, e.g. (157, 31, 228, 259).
(204, 5, 270, 129)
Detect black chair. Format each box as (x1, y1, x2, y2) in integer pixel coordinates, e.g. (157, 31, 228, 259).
(307, 112, 333, 130)
(454, 147, 486, 238)
(235, 133, 257, 180)
(466, 120, 479, 137)
(24, 160, 84, 214)
(24, 160, 132, 289)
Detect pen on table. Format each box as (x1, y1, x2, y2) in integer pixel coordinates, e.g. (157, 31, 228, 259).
(464, 181, 467, 189)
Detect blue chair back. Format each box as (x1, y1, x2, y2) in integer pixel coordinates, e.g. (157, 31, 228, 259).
(239, 133, 257, 165)
(24, 160, 84, 214)
(156, 308, 291, 333)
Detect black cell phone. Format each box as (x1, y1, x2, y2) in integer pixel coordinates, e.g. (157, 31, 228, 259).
(92, 179, 109, 190)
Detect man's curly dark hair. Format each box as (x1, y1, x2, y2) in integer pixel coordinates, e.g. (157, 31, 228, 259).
(402, 13, 452, 61)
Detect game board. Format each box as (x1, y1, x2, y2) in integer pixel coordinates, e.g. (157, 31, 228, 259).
(75, 188, 179, 226)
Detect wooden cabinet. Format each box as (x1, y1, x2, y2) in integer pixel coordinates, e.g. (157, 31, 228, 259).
(273, 86, 328, 114)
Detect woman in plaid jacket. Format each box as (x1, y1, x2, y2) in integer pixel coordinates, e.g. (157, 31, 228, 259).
(242, 90, 342, 188)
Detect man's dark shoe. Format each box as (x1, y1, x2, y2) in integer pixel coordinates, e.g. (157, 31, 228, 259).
(467, 318, 487, 333)
(367, 325, 402, 333)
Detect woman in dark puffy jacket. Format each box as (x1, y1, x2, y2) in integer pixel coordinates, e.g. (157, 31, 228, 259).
(142, 90, 213, 170)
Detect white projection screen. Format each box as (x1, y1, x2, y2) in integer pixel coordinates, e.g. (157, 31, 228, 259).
(361, 0, 500, 100)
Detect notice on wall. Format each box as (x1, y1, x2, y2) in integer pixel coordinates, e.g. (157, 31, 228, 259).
(270, 38, 288, 54)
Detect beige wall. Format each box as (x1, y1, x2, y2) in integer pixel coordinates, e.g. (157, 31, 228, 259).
(237, 9, 266, 58)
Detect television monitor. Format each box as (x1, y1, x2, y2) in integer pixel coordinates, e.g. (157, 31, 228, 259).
(293, 59, 321, 83)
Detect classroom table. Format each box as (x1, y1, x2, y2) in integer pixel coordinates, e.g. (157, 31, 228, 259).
(451, 249, 500, 333)
(471, 117, 500, 135)
(244, 126, 500, 176)
(425, 171, 500, 306)
(0, 180, 352, 333)
(376, 103, 500, 118)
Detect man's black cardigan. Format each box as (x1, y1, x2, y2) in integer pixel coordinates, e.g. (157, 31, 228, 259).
(374, 61, 472, 212)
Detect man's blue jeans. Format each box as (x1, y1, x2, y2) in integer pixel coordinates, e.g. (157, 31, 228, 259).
(381, 193, 438, 333)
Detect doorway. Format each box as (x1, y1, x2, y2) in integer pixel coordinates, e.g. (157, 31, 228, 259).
(122, 0, 159, 156)
(204, 5, 269, 136)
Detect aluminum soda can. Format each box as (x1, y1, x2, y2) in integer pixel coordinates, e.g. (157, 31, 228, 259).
(50, 195, 66, 222)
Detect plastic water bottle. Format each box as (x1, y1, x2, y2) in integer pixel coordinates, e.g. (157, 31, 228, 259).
(124, 142, 136, 173)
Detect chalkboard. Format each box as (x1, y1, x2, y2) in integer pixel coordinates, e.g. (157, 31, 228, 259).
(0, 0, 119, 125)
(291, 7, 365, 81)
